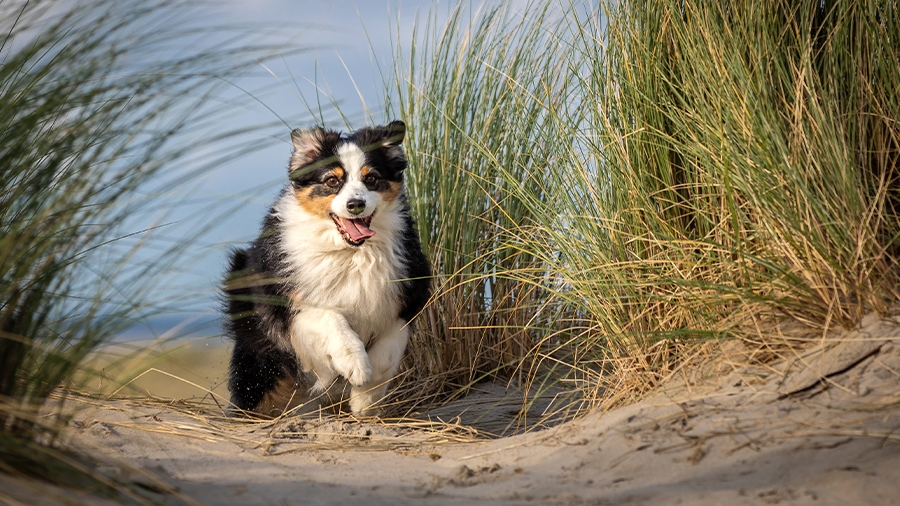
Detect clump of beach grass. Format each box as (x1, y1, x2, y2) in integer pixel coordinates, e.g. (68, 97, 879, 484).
(388, 0, 900, 413)
(385, 1, 582, 414)
(0, 0, 288, 496)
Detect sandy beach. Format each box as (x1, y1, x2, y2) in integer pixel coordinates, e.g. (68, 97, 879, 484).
(4, 312, 896, 505)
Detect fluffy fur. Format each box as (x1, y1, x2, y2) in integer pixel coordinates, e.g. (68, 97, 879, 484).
(223, 120, 431, 416)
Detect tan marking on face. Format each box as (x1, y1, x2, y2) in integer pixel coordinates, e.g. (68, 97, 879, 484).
(254, 377, 308, 417)
(333, 167, 345, 179)
(360, 166, 372, 178)
(384, 181, 402, 203)
(294, 187, 336, 217)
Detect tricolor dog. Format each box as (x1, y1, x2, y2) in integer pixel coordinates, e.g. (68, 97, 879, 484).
(223, 120, 430, 416)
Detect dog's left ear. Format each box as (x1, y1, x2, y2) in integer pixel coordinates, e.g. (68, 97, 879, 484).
(383, 120, 406, 148)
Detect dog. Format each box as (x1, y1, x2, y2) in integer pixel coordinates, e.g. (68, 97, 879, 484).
(223, 120, 431, 416)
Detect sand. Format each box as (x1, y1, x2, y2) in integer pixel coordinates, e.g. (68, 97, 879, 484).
(8, 313, 900, 505)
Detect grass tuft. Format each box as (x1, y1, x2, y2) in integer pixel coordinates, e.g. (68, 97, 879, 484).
(0, 0, 284, 455)
(390, 0, 900, 412)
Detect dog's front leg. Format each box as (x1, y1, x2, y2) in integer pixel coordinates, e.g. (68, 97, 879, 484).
(291, 308, 372, 393)
(348, 319, 411, 416)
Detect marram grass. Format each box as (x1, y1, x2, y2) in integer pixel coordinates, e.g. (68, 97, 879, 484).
(390, 0, 900, 412)
(385, 1, 581, 412)
(0, 0, 281, 438)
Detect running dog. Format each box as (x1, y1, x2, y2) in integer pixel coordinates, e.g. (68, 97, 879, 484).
(223, 120, 430, 416)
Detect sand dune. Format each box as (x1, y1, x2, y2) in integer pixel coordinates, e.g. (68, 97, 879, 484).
(8, 313, 900, 505)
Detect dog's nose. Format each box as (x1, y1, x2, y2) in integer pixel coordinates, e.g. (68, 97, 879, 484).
(346, 199, 366, 216)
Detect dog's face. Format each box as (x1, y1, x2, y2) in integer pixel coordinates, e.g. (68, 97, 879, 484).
(287, 121, 407, 247)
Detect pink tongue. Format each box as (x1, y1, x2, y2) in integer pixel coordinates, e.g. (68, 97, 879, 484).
(342, 218, 376, 241)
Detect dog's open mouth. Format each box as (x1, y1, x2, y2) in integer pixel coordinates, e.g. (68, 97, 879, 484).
(330, 213, 375, 246)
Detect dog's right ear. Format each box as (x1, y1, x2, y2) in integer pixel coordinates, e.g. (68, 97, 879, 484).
(289, 127, 325, 171)
(379, 120, 406, 163)
(383, 120, 406, 148)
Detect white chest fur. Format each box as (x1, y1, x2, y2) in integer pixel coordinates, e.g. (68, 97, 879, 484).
(273, 191, 407, 341)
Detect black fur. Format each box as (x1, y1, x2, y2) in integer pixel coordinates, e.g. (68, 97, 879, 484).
(397, 208, 432, 322)
(223, 214, 302, 412)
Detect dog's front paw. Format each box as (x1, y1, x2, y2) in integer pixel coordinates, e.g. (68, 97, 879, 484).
(331, 347, 372, 386)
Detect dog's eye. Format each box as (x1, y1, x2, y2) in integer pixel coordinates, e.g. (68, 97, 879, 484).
(364, 174, 377, 185)
(324, 176, 340, 187)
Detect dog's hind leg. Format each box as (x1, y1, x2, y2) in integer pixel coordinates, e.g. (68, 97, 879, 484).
(291, 308, 372, 393)
(228, 340, 297, 415)
(348, 319, 411, 416)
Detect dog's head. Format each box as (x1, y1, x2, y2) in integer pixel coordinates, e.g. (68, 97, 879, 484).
(287, 121, 407, 247)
